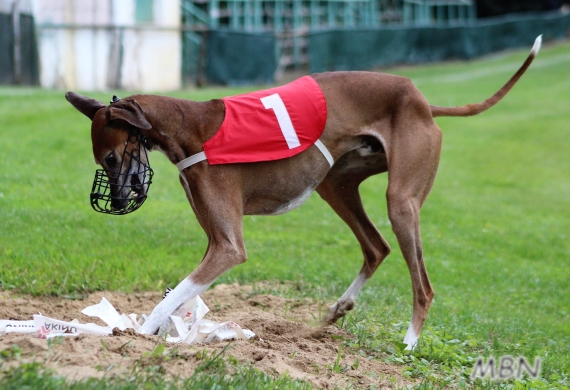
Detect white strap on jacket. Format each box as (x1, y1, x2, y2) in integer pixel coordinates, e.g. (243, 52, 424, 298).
(175, 151, 207, 171)
(176, 139, 334, 172)
(314, 139, 334, 168)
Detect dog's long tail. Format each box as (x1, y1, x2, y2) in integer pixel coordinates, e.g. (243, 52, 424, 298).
(430, 35, 542, 118)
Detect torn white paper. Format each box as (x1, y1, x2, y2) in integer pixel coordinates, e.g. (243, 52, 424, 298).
(1, 295, 255, 345)
(81, 297, 131, 331)
(162, 295, 253, 345)
(34, 314, 111, 339)
(0, 320, 36, 335)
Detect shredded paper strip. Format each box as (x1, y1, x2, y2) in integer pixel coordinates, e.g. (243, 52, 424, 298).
(1, 296, 255, 344)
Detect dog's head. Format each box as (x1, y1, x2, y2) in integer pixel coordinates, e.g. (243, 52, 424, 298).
(66, 92, 154, 215)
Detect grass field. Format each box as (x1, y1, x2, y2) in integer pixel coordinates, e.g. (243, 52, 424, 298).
(1, 40, 569, 388)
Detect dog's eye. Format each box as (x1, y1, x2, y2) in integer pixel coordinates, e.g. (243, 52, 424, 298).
(105, 154, 117, 167)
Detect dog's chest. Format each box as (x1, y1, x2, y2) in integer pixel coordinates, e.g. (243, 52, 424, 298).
(241, 158, 328, 217)
(244, 182, 318, 216)
(270, 185, 315, 215)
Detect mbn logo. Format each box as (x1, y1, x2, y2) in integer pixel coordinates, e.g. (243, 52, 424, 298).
(471, 356, 541, 380)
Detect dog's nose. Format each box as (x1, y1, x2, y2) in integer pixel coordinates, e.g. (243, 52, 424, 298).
(131, 173, 142, 190)
(110, 196, 129, 211)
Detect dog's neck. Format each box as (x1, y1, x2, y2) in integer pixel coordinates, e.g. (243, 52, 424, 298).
(132, 95, 225, 166)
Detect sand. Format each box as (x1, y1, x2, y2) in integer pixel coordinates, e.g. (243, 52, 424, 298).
(0, 283, 413, 388)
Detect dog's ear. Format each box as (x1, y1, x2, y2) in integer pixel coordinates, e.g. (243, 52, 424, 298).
(65, 92, 106, 120)
(108, 99, 152, 130)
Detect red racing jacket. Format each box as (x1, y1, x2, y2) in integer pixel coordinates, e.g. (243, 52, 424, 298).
(203, 76, 328, 165)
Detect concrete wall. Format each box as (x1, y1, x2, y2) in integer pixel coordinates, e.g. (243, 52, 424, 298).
(31, 0, 181, 91)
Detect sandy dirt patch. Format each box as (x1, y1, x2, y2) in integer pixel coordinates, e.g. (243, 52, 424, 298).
(0, 284, 412, 388)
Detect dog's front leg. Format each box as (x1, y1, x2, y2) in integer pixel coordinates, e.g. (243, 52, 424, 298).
(137, 222, 246, 336)
(138, 171, 246, 335)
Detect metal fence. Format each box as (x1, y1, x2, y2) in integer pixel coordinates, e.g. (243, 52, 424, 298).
(403, 0, 476, 25)
(309, 10, 570, 73)
(181, 0, 475, 80)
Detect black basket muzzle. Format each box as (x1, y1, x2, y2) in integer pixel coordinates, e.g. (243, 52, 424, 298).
(90, 132, 153, 215)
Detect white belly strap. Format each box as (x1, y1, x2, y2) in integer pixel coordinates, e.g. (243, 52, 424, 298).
(176, 139, 334, 172)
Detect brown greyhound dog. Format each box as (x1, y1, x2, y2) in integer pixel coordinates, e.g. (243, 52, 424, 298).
(66, 36, 541, 349)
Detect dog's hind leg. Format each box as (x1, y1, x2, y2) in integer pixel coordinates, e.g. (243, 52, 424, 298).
(386, 111, 442, 350)
(317, 164, 391, 324)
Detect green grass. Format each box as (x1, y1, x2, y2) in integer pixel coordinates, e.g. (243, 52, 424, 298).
(1, 40, 570, 388)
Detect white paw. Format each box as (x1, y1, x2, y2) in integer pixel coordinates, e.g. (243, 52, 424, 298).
(137, 279, 209, 335)
(403, 322, 419, 350)
(324, 299, 354, 324)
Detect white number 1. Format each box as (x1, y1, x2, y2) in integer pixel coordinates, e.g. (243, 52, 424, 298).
(260, 94, 301, 149)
